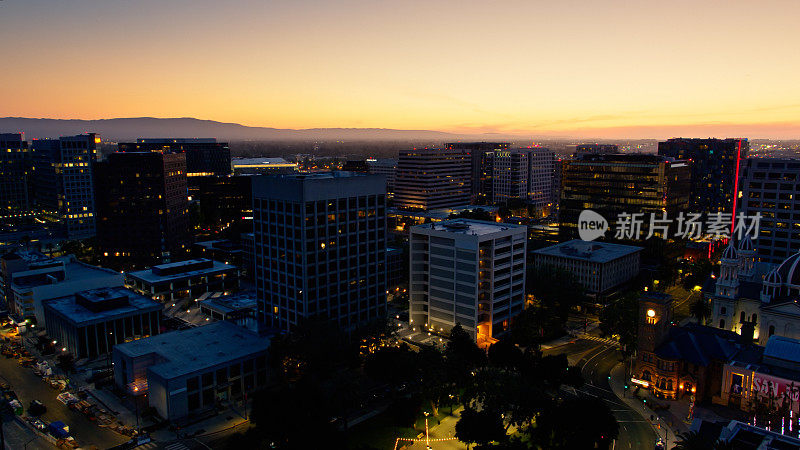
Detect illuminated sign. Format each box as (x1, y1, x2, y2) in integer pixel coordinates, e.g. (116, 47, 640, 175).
(753, 373, 800, 402)
(631, 378, 650, 388)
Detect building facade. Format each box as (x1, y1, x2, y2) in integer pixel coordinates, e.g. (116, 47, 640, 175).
(658, 138, 748, 216)
(394, 148, 472, 210)
(491, 151, 528, 204)
(118, 138, 231, 177)
(113, 321, 269, 423)
(31, 134, 99, 239)
(95, 151, 190, 270)
(367, 158, 397, 196)
(574, 144, 618, 157)
(125, 258, 239, 303)
(559, 153, 691, 240)
(531, 240, 642, 295)
(409, 219, 526, 345)
(739, 158, 800, 263)
(445, 142, 510, 203)
(252, 172, 387, 331)
(43, 287, 162, 359)
(0, 133, 32, 231)
(526, 148, 556, 214)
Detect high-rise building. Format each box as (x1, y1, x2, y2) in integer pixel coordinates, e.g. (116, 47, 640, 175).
(189, 175, 253, 239)
(446, 142, 510, 202)
(95, 152, 190, 270)
(491, 151, 528, 204)
(0, 133, 32, 230)
(574, 144, 618, 157)
(394, 148, 472, 210)
(559, 153, 691, 240)
(526, 148, 556, 213)
(32, 134, 99, 240)
(366, 158, 397, 195)
(118, 138, 231, 177)
(409, 219, 527, 345)
(252, 172, 387, 331)
(739, 158, 800, 263)
(658, 138, 748, 216)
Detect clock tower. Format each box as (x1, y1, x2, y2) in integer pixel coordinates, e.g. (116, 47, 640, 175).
(637, 292, 674, 354)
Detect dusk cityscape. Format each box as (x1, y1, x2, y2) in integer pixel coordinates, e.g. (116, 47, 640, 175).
(3, 1, 800, 450)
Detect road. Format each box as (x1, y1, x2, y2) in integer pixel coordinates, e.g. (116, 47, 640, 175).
(1, 413, 52, 450)
(0, 353, 128, 449)
(545, 339, 658, 450)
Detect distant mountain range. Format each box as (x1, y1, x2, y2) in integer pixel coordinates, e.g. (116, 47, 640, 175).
(0, 117, 481, 142)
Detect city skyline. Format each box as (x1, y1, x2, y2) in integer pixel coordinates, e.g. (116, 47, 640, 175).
(3, 0, 800, 139)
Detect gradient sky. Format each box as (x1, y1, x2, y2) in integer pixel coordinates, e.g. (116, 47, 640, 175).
(2, 0, 800, 138)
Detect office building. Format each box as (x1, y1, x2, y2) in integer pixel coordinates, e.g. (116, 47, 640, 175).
(446, 142, 510, 202)
(113, 321, 269, 423)
(198, 292, 258, 330)
(252, 172, 387, 331)
(42, 287, 162, 359)
(559, 153, 691, 240)
(574, 144, 618, 157)
(367, 158, 397, 195)
(409, 219, 527, 345)
(118, 138, 231, 177)
(231, 157, 297, 175)
(739, 158, 800, 263)
(491, 151, 528, 204)
(1, 250, 60, 317)
(531, 240, 642, 295)
(9, 255, 122, 326)
(526, 148, 556, 214)
(31, 134, 99, 240)
(188, 175, 252, 238)
(0, 133, 32, 230)
(658, 138, 748, 216)
(124, 258, 239, 303)
(395, 148, 472, 210)
(95, 151, 190, 270)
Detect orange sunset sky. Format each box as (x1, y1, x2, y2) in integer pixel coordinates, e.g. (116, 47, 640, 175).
(2, 0, 800, 138)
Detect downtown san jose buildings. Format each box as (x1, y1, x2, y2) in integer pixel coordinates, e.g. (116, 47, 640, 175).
(42, 287, 162, 359)
(113, 321, 269, 423)
(573, 143, 618, 157)
(188, 174, 253, 238)
(5, 254, 122, 327)
(739, 158, 800, 263)
(658, 138, 748, 216)
(409, 219, 526, 345)
(231, 157, 298, 175)
(558, 153, 691, 240)
(394, 147, 472, 210)
(198, 291, 258, 330)
(31, 133, 100, 240)
(124, 258, 239, 304)
(531, 240, 642, 296)
(445, 142, 510, 203)
(366, 158, 398, 196)
(252, 172, 387, 332)
(117, 138, 231, 177)
(94, 151, 191, 270)
(0, 133, 33, 231)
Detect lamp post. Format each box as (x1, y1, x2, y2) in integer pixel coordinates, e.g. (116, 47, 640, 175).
(423, 411, 431, 450)
(133, 386, 140, 434)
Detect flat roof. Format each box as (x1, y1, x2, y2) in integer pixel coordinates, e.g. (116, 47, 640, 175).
(532, 239, 643, 263)
(126, 259, 236, 284)
(44, 287, 161, 325)
(414, 219, 525, 237)
(199, 292, 257, 314)
(115, 321, 269, 380)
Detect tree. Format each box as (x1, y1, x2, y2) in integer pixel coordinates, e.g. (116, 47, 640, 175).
(449, 208, 493, 222)
(599, 293, 639, 358)
(445, 324, 487, 383)
(690, 298, 711, 325)
(524, 265, 587, 337)
(673, 431, 713, 450)
(364, 344, 416, 385)
(455, 408, 507, 447)
(488, 338, 523, 369)
(531, 397, 618, 449)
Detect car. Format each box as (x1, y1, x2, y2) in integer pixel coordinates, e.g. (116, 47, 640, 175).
(655, 437, 665, 449)
(29, 400, 47, 416)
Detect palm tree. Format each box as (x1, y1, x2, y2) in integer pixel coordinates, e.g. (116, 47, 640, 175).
(712, 439, 734, 450)
(689, 298, 711, 325)
(673, 431, 710, 450)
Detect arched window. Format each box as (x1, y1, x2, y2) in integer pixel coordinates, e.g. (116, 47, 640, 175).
(740, 311, 746, 323)
(720, 319, 726, 329)
(752, 313, 758, 324)
(769, 325, 776, 337)
(666, 379, 673, 391)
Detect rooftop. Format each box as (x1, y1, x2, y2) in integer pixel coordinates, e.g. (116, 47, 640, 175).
(199, 292, 257, 315)
(655, 323, 742, 366)
(764, 335, 800, 365)
(126, 259, 236, 284)
(115, 321, 269, 380)
(44, 287, 161, 325)
(418, 219, 525, 237)
(532, 239, 643, 263)
(11, 255, 122, 292)
(232, 157, 294, 167)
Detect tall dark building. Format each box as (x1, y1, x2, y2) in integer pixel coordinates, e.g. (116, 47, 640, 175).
(189, 175, 253, 239)
(0, 133, 32, 230)
(446, 142, 510, 203)
(559, 153, 691, 240)
(394, 148, 472, 210)
(252, 172, 387, 332)
(118, 138, 231, 177)
(95, 152, 190, 270)
(32, 134, 99, 240)
(658, 138, 748, 216)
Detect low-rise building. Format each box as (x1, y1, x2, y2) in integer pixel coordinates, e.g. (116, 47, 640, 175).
(531, 240, 642, 295)
(198, 292, 257, 330)
(112, 321, 269, 423)
(124, 258, 239, 303)
(10, 255, 122, 326)
(42, 287, 162, 359)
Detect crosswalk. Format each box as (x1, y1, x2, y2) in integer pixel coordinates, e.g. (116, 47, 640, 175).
(577, 334, 619, 346)
(133, 441, 190, 450)
(164, 443, 191, 450)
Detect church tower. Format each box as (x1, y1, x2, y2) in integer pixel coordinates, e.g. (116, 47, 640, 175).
(738, 235, 756, 279)
(716, 242, 740, 299)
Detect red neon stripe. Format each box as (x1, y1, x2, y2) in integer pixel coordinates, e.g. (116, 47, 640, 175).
(731, 139, 743, 235)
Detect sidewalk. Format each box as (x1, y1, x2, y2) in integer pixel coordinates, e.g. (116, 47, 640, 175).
(609, 362, 681, 448)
